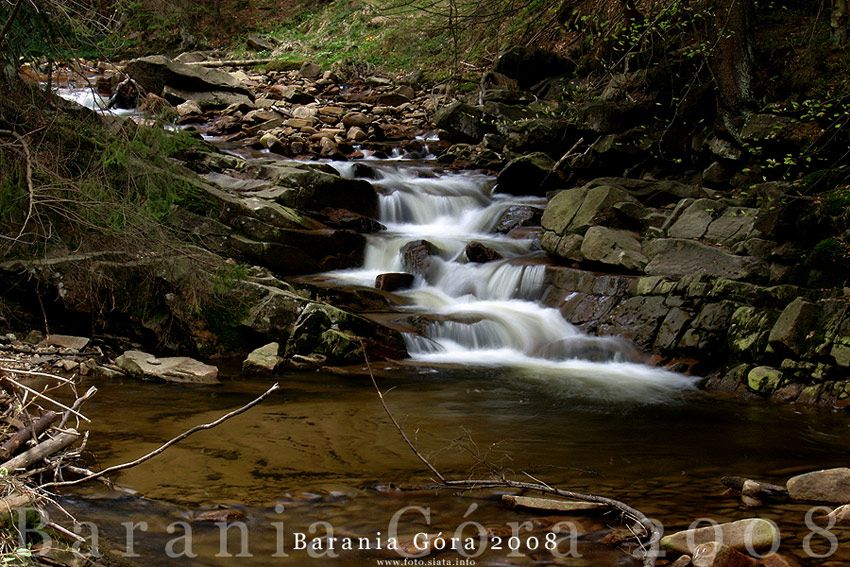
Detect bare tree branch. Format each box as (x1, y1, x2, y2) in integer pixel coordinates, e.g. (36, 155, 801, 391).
(41, 382, 280, 489)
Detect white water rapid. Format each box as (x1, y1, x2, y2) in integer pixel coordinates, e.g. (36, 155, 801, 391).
(326, 162, 700, 400)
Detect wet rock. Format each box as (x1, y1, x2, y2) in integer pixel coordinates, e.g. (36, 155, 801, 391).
(654, 307, 692, 352)
(125, 55, 252, 99)
(194, 508, 246, 523)
(242, 342, 283, 372)
(580, 226, 647, 272)
(319, 208, 384, 233)
(728, 306, 775, 356)
(495, 152, 555, 197)
(768, 298, 819, 356)
(434, 102, 494, 144)
(787, 468, 850, 503)
(493, 205, 541, 233)
(501, 494, 608, 513)
(38, 335, 90, 351)
(465, 241, 503, 263)
(115, 350, 219, 384)
(644, 239, 766, 280)
(692, 542, 758, 567)
(401, 240, 440, 276)
(660, 518, 780, 554)
(375, 273, 415, 292)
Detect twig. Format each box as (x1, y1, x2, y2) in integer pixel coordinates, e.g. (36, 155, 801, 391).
(41, 382, 280, 489)
(58, 386, 97, 429)
(0, 376, 90, 422)
(362, 343, 446, 484)
(1, 367, 75, 384)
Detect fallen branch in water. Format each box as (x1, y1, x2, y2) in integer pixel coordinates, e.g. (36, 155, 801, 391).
(363, 347, 660, 567)
(41, 382, 280, 489)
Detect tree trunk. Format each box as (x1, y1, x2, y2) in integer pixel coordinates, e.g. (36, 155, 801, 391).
(708, 0, 754, 116)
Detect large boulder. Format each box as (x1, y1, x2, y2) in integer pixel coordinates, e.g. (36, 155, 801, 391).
(495, 153, 556, 197)
(162, 86, 253, 111)
(244, 161, 378, 218)
(125, 55, 253, 99)
(401, 240, 440, 276)
(768, 298, 819, 356)
(116, 350, 219, 384)
(434, 102, 495, 144)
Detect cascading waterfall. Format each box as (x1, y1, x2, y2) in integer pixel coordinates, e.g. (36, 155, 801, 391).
(327, 161, 699, 399)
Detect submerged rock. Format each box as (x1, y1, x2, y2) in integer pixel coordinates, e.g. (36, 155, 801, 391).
(115, 350, 219, 384)
(375, 273, 415, 292)
(692, 542, 758, 567)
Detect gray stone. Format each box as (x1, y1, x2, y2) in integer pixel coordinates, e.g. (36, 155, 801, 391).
(787, 468, 850, 503)
(162, 86, 253, 110)
(116, 350, 219, 384)
(704, 208, 759, 247)
(644, 239, 767, 280)
(125, 55, 252, 98)
(243, 342, 283, 372)
(299, 62, 323, 79)
(692, 542, 758, 567)
(660, 518, 780, 554)
(553, 233, 585, 263)
(667, 199, 723, 239)
(654, 308, 692, 352)
(38, 335, 90, 351)
(569, 185, 638, 234)
(501, 494, 608, 513)
(579, 226, 647, 272)
(247, 36, 275, 51)
(768, 297, 819, 356)
(541, 188, 587, 235)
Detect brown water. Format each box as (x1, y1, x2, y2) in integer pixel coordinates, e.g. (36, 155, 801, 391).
(55, 367, 850, 566)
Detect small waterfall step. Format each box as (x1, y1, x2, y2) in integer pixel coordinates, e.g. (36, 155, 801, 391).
(323, 160, 699, 400)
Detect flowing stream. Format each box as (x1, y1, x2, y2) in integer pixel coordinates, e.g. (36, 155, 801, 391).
(44, 87, 850, 566)
(325, 161, 697, 401)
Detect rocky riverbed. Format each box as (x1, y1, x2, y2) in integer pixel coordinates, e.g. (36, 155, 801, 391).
(5, 45, 850, 408)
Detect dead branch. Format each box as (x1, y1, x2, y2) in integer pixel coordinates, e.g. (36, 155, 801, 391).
(0, 375, 90, 422)
(1, 430, 80, 473)
(363, 354, 660, 566)
(0, 410, 58, 460)
(41, 382, 280, 489)
(58, 386, 97, 429)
